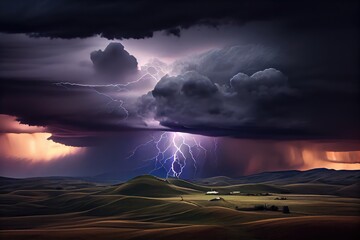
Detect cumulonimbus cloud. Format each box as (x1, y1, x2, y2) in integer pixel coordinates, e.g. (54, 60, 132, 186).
(171, 45, 277, 84)
(138, 68, 296, 132)
(90, 42, 138, 82)
(1, 41, 359, 143)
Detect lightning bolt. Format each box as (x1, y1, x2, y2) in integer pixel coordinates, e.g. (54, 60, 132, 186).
(125, 136, 156, 160)
(213, 138, 219, 165)
(193, 137, 207, 161)
(54, 72, 160, 121)
(54, 65, 214, 178)
(55, 72, 159, 90)
(55, 81, 129, 120)
(126, 132, 208, 178)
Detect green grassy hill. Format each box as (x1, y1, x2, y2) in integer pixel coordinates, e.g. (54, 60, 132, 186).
(107, 175, 199, 197)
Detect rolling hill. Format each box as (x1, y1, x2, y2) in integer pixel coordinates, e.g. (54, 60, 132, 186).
(194, 168, 360, 186)
(1, 172, 359, 240)
(105, 175, 199, 197)
(2, 169, 360, 198)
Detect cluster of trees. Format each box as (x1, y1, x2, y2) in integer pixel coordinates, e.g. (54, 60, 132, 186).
(235, 204, 290, 213)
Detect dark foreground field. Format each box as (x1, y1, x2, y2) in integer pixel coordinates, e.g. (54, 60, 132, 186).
(1, 169, 359, 240)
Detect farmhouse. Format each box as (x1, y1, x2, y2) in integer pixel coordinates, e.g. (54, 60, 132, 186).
(206, 190, 219, 195)
(230, 191, 240, 195)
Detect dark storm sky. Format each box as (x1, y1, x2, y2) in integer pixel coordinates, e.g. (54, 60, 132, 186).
(0, 0, 359, 178)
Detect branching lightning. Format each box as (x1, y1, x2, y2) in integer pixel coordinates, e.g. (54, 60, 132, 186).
(55, 72, 158, 90)
(55, 81, 129, 120)
(213, 138, 219, 165)
(54, 68, 217, 178)
(54, 72, 159, 121)
(126, 132, 209, 178)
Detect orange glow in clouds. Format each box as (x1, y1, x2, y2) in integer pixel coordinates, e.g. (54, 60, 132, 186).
(0, 115, 82, 162)
(0, 133, 82, 162)
(0, 114, 46, 133)
(300, 149, 360, 171)
(325, 151, 360, 163)
(222, 139, 360, 176)
(0, 133, 81, 161)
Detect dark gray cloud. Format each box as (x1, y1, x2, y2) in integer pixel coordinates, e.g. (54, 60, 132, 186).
(0, 1, 359, 179)
(171, 45, 277, 84)
(0, 78, 141, 146)
(0, 0, 359, 142)
(230, 68, 294, 98)
(90, 42, 138, 82)
(1, 39, 359, 143)
(0, 33, 97, 82)
(0, 0, 357, 39)
(0, 40, 159, 148)
(137, 40, 359, 139)
(139, 69, 298, 131)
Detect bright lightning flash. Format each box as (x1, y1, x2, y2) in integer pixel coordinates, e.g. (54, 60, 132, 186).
(126, 132, 211, 178)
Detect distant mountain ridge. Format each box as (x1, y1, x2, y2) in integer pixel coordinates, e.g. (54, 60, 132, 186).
(194, 168, 360, 186)
(2, 168, 360, 186)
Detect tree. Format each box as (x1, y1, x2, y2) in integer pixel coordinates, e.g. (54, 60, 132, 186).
(282, 206, 290, 214)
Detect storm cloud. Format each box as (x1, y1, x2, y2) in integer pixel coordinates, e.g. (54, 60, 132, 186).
(90, 42, 138, 82)
(171, 45, 277, 84)
(0, 0, 358, 39)
(138, 68, 299, 134)
(0, 0, 359, 179)
(136, 38, 359, 139)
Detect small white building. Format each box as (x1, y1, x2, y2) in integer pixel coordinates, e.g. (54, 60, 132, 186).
(230, 191, 241, 195)
(206, 190, 219, 195)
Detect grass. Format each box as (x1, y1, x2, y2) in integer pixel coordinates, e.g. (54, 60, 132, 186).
(0, 175, 359, 240)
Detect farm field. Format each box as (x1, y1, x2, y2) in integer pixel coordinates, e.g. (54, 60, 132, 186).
(1, 173, 359, 240)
